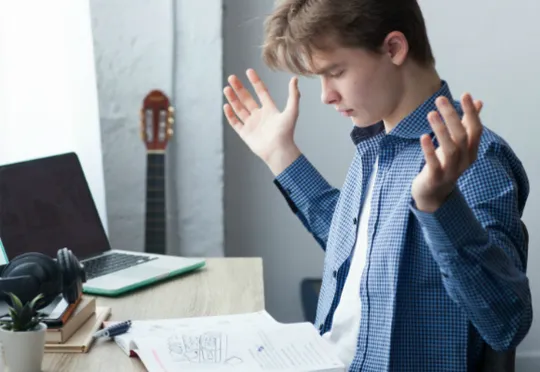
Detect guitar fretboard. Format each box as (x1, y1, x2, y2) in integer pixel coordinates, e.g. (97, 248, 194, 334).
(144, 153, 166, 255)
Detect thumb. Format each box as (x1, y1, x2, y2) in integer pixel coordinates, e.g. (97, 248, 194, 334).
(285, 76, 300, 113)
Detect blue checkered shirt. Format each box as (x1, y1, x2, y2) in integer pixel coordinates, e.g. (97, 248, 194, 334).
(274, 81, 531, 371)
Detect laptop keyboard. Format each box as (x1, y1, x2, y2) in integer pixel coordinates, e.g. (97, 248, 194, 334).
(82, 252, 158, 280)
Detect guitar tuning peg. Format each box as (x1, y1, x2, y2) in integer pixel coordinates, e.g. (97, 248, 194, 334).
(168, 106, 175, 114)
(168, 117, 174, 125)
(167, 128, 174, 137)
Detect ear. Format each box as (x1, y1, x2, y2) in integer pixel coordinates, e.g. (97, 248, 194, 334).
(383, 31, 408, 66)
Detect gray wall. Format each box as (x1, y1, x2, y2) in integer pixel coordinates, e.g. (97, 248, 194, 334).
(223, 0, 540, 369)
(90, 0, 224, 257)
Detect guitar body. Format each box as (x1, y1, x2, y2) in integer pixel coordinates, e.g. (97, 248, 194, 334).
(140, 90, 174, 255)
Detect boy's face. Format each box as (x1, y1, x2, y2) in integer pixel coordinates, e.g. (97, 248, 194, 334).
(311, 44, 404, 127)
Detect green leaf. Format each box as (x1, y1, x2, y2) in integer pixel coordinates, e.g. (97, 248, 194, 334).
(8, 307, 18, 320)
(5, 292, 23, 314)
(1, 323, 12, 331)
(28, 293, 44, 311)
(2, 292, 44, 331)
(28, 319, 39, 330)
(20, 305, 32, 322)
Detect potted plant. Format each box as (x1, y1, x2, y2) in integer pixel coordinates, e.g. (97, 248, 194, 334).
(0, 292, 47, 372)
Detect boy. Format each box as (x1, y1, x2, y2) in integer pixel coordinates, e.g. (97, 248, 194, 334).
(223, 0, 531, 371)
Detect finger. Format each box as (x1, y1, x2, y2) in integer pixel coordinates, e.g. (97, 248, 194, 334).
(223, 86, 250, 122)
(462, 93, 483, 130)
(223, 104, 243, 133)
(228, 75, 259, 112)
(435, 96, 467, 148)
(420, 134, 442, 175)
(428, 111, 457, 166)
(474, 99, 483, 113)
(461, 93, 483, 156)
(285, 76, 300, 113)
(246, 69, 276, 108)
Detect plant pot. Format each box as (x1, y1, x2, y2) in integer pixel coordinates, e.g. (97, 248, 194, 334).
(0, 322, 47, 372)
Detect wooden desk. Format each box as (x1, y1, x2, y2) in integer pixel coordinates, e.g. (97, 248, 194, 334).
(43, 257, 264, 371)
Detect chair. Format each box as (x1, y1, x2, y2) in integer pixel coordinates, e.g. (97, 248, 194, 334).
(300, 222, 528, 372)
(300, 277, 322, 324)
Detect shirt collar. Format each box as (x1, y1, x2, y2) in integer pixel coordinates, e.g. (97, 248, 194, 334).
(350, 80, 453, 145)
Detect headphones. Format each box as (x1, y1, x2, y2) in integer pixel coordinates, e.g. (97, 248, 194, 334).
(0, 247, 86, 309)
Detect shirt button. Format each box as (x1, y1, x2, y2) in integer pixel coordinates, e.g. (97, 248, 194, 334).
(319, 323, 324, 331)
(353, 217, 358, 225)
(333, 270, 337, 278)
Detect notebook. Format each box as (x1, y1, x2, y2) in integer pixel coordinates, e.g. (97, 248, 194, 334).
(45, 296, 96, 344)
(44, 306, 111, 353)
(103, 310, 345, 372)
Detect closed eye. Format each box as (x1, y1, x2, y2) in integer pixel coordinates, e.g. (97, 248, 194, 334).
(329, 70, 344, 78)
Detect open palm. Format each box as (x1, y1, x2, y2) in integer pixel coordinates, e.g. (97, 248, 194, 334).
(223, 69, 301, 164)
(412, 93, 484, 212)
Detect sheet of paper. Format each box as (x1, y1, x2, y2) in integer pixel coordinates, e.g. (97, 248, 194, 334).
(111, 310, 279, 355)
(131, 322, 344, 372)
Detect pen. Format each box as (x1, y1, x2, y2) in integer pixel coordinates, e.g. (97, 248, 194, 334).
(93, 320, 132, 339)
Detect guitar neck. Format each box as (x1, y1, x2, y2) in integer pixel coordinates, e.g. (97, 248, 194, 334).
(144, 152, 166, 255)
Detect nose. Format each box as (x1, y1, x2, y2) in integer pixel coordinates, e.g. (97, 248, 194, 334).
(320, 78, 340, 105)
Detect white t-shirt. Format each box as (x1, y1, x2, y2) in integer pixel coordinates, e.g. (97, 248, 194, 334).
(322, 158, 378, 369)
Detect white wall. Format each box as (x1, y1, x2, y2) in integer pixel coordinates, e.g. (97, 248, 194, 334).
(0, 0, 107, 231)
(224, 0, 540, 369)
(90, 0, 224, 256)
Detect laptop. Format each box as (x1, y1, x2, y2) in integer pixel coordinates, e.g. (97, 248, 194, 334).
(0, 152, 205, 296)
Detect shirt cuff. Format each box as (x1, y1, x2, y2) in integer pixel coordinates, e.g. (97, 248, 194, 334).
(274, 154, 333, 212)
(410, 188, 489, 260)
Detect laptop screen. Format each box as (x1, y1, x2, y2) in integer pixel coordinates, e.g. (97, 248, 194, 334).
(0, 152, 111, 262)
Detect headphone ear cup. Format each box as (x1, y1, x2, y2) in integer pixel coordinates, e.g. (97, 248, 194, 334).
(2, 253, 54, 283)
(0, 253, 55, 306)
(57, 248, 83, 303)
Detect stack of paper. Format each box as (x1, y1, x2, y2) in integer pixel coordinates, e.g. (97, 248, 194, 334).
(105, 310, 345, 372)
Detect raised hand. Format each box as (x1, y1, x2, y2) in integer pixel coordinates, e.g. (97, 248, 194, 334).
(223, 69, 302, 175)
(412, 93, 484, 213)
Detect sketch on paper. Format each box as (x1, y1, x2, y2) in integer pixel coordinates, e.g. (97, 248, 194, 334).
(167, 331, 244, 366)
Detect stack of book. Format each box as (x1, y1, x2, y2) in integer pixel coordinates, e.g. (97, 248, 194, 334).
(43, 295, 111, 353)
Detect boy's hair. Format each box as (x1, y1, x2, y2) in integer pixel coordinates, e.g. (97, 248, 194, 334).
(262, 0, 435, 75)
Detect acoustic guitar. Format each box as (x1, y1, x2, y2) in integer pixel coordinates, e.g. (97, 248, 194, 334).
(140, 90, 174, 255)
